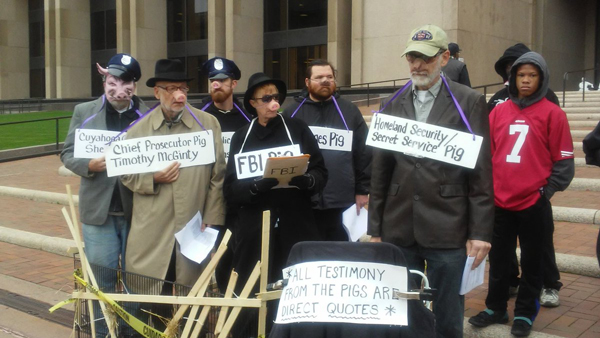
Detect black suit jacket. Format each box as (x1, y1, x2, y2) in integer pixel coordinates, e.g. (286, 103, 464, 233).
(368, 78, 494, 249)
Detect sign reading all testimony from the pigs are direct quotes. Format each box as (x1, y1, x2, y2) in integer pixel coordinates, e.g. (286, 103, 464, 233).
(366, 113, 483, 169)
(276, 261, 408, 326)
(105, 131, 215, 177)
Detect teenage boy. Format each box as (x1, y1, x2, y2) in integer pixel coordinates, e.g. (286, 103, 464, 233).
(469, 52, 574, 337)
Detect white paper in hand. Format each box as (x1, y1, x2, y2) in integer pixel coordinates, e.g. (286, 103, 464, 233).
(459, 256, 486, 295)
(174, 211, 219, 264)
(342, 204, 368, 242)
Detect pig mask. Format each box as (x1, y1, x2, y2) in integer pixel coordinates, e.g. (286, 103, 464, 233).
(97, 63, 136, 111)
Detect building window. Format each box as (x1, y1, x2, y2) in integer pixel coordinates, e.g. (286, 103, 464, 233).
(29, 0, 45, 97)
(90, 7, 116, 51)
(265, 0, 327, 32)
(265, 45, 326, 90)
(168, 0, 208, 42)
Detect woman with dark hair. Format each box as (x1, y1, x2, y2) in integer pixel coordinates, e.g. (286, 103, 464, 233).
(224, 72, 327, 333)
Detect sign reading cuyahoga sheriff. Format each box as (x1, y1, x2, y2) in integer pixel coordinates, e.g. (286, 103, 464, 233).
(366, 113, 483, 169)
(276, 261, 408, 326)
(105, 131, 215, 177)
(74, 129, 125, 159)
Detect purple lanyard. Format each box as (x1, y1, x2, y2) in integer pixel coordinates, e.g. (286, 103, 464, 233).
(185, 104, 208, 132)
(80, 95, 143, 128)
(201, 100, 252, 123)
(373, 78, 475, 140)
(290, 96, 350, 131)
(106, 102, 160, 144)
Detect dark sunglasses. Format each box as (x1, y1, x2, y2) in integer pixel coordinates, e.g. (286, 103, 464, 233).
(253, 93, 280, 103)
(405, 50, 444, 63)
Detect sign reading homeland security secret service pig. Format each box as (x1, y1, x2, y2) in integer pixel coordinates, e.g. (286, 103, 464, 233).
(74, 129, 125, 159)
(366, 113, 483, 169)
(276, 261, 408, 326)
(234, 144, 301, 179)
(309, 126, 353, 152)
(105, 131, 215, 177)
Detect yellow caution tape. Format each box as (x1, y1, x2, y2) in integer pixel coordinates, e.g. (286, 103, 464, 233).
(71, 272, 168, 338)
(49, 298, 76, 313)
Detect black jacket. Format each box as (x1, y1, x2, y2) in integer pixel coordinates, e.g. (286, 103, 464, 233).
(283, 91, 372, 209)
(197, 96, 250, 133)
(442, 58, 471, 87)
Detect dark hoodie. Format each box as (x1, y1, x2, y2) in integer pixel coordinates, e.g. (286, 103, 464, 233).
(507, 51, 574, 198)
(494, 43, 531, 82)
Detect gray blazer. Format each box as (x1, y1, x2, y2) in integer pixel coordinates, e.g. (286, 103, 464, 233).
(61, 96, 148, 225)
(368, 77, 494, 249)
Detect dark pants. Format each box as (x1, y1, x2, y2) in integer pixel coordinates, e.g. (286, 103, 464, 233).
(508, 200, 562, 290)
(313, 208, 349, 241)
(399, 244, 466, 338)
(486, 197, 550, 320)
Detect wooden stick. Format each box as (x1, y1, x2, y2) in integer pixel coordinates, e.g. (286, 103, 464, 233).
(179, 279, 210, 338)
(71, 291, 261, 307)
(214, 270, 238, 334)
(165, 230, 231, 337)
(189, 300, 211, 338)
(258, 210, 271, 336)
(218, 262, 261, 338)
(62, 207, 116, 338)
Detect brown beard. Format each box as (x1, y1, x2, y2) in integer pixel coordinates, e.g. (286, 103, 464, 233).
(212, 89, 232, 104)
(308, 83, 335, 101)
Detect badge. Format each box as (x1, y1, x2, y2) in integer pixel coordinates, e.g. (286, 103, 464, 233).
(412, 30, 432, 41)
(121, 55, 132, 65)
(214, 58, 224, 70)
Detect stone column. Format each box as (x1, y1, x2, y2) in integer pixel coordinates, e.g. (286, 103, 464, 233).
(350, 0, 364, 85)
(225, 0, 263, 91)
(208, 0, 226, 58)
(116, 0, 131, 53)
(44, 0, 57, 99)
(0, 0, 29, 99)
(52, 0, 92, 98)
(128, 0, 167, 96)
(328, 0, 352, 86)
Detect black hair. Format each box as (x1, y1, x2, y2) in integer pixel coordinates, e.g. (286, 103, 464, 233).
(305, 59, 337, 79)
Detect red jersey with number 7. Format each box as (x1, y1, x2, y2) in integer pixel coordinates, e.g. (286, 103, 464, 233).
(489, 98, 574, 211)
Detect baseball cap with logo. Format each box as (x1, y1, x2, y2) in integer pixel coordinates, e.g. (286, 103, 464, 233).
(107, 53, 141, 82)
(401, 24, 448, 57)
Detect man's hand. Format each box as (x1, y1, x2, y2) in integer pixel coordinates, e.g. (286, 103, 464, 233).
(153, 162, 180, 184)
(201, 223, 211, 232)
(369, 236, 382, 243)
(355, 194, 369, 215)
(466, 239, 491, 269)
(88, 156, 106, 172)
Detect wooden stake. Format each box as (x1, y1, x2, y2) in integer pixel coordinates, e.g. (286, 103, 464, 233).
(214, 270, 238, 334)
(258, 210, 271, 336)
(218, 262, 261, 338)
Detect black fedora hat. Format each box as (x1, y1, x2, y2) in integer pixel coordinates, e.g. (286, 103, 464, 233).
(146, 59, 194, 87)
(243, 73, 287, 116)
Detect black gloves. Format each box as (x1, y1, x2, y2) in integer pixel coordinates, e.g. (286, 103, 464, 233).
(251, 177, 279, 194)
(289, 174, 315, 190)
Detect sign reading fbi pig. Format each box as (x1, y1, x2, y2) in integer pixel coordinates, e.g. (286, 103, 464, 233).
(105, 131, 215, 177)
(276, 261, 408, 326)
(366, 113, 483, 169)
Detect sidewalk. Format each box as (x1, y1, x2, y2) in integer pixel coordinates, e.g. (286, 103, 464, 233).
(0, 155, 599, 337)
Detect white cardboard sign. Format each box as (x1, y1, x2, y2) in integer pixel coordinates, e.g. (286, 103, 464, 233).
(366, 113, 483, 169)
(309, 126, 353, 152)
(105, 131, 215, 177)
(221, 131, 234, 162)
(233, 144, 301, 179)
(74, 129, 125, 159)
(276, 261, 408, 326)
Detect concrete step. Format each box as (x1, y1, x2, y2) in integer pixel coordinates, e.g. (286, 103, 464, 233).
(563, 107, 600, 114)
(566, 113, 600, 121)
(569, 120, 598, 128)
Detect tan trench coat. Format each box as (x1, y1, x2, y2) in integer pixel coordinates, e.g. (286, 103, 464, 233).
(122, 105, 226, 291)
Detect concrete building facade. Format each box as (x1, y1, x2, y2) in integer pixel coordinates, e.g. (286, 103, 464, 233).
(0, 0, 597, 100)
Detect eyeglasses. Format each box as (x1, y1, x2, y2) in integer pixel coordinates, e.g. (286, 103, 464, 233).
(406, 50, 444, 63)
(309, 75, 335, 84)
(156, 85, 190, 94)
(253, 93, 280, 103)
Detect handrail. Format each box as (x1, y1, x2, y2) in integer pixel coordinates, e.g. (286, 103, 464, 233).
(0, 98, 43, 114)
(562, 67, 599, 107)
(472, 82, 504, 98)
(337, 78, 410, 106)
(0, 116, 72, 162)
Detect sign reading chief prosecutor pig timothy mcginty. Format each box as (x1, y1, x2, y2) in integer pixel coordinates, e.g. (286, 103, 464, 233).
(105, 131, 215, 177)
(276, 261, 408, 326)
(366, 113, 483, 169)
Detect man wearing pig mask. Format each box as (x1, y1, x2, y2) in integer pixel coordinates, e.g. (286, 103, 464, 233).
(61, 53, 147, 337)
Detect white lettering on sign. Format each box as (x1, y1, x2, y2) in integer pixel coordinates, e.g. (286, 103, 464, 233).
(105, 131, 215, 177)
(221, 131, 234, 162)
(366, 113, 483, 169)
(276, 261, 408, 326)
(233, 144, 301, 179)
(309, 126, 353, 152)
(74, 129, 125, 159)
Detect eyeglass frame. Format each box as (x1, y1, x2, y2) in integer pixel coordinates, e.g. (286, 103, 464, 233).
(252, 93, 281, 104)
(156, 85, 190, 94)
(405, 50, 446, 64)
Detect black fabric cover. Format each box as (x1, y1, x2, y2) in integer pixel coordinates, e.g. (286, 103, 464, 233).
(268, 241, 436, 338)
